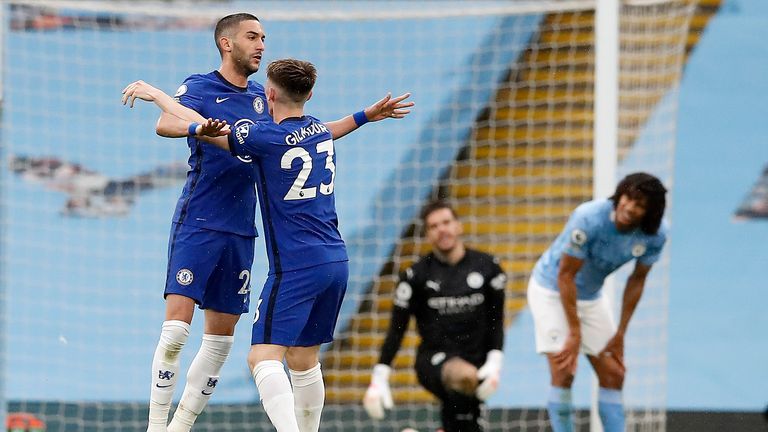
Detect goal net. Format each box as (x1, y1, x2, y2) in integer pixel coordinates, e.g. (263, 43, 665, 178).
(1, 0, 698, 431)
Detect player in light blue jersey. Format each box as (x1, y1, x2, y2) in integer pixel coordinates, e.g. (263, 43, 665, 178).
(122, 13, 413, 432)
(123, 57, 412, 432)
(528, 173, 668, 432)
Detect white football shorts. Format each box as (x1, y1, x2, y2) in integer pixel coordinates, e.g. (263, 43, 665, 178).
(527, 276, 616, 356)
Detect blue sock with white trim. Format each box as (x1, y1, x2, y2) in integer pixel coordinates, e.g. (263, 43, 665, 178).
(598, 387, 625, 432)
(547, 386, 574, 432)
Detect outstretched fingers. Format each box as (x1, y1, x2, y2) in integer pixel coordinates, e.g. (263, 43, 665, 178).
(121, 81, 144, 107)
(120, 80, 158, 108)
(389, 108, 410, 119)
(121, 84, 134, 107)
(362, 91, 415, 122)
(199, 118, 231, 137)
(390, 92, 413, 105)
(379, 92, 414, 120)
(386, 92, 413, 118)
(374, 92, 392, 108)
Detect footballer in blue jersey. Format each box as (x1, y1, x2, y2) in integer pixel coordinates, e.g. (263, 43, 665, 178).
(211, 59, 404, 432)
(131, 15, 271, 432)
(527, 173, 668, 432)
(171, 70, 267, 237)
(228, 114, 349, 348)
(163, 71, 267, 318)
(123, 54, 413, 432)
(229, 116, 347, 274)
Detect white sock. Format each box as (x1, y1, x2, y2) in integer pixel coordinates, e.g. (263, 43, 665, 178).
(253, 360, 300, 432)
(147, 320, 190, 432)
(167, 334, 234, 432)
(289, 363, 324, 432)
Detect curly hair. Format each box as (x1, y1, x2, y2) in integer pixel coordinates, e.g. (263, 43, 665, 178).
(610, 172, 667, 234)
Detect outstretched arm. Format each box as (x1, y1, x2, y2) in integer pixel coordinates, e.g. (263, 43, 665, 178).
(326, 92, 414, 140)
(156, 112, 194, 138)
(122, 80, 231, 149)
(122, 80, 206, 123)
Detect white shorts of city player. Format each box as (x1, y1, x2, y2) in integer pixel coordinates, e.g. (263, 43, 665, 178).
(527, 276, 616, 355)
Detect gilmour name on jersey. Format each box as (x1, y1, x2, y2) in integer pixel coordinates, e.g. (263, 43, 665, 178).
(233, 120, 330, 146)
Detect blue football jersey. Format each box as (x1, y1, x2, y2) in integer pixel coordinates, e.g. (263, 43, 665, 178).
(172, 71, 270, 237)
(228, 115, 348, 274)
(533, 199, 667, 300)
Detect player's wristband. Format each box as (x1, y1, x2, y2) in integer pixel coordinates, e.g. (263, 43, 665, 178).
(353, 110, 368, 127)
(187, 122, 200, 136)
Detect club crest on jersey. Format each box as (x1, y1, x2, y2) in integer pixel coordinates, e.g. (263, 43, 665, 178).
(253, 96, 264, 114)
(233, 119, 255, 163)
(176, 269, 194, 286)
(570, 228, 587, 246)
(467, 272, 484, 289)
(394, 281, 413, 308)
(174, 84, 188, 97)
(631, 243, 646, 257)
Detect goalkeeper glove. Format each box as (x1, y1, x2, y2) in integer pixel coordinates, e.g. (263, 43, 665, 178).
(363, 364, 394, 419)
(476, 349, 503, 401)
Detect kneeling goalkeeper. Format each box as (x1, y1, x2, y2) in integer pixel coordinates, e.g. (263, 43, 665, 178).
(363, 200, 507, 432)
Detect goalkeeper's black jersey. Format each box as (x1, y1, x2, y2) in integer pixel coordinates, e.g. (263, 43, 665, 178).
(378, 249, 507, 365)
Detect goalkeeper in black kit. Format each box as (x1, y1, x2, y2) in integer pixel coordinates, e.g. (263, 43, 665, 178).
(363, 200, 507, 432)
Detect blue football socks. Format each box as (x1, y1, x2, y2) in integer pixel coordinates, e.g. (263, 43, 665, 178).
(547, 386, 574, 432)
(598, 387, 625, 432)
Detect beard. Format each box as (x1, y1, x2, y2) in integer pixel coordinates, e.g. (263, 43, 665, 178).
(232, 46, 259, 76)
(434, 237, 458, 254)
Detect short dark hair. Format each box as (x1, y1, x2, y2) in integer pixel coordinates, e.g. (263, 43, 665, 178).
(214, 13, 259, 55)
(610, 172, 667, 234)
(420, 200, 459, 224)
(266, 59, 317, 103)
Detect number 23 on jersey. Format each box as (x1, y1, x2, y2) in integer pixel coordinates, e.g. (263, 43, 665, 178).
(281, 139, 336, 201)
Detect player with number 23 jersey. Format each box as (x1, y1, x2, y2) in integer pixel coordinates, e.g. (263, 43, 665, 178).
(229, 116, 348, 346)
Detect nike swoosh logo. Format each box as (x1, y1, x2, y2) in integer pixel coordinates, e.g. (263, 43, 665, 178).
(215, 97, 229, 103)
(202, 390, 213, 395)
(156, 384, 172, 388)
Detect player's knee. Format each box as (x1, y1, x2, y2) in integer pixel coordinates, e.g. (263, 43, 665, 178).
(441, 357, 478, 396)
(598, 362, 625, 388)
(247, 345, 287, 372)
(246, 350, 259, 372)
(165, 294, 196, 323)
(159, 320, 190, 357)
(607, 367, 625, 388)
(285, 346, 320, 371)
(203, 310, 239, 336)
